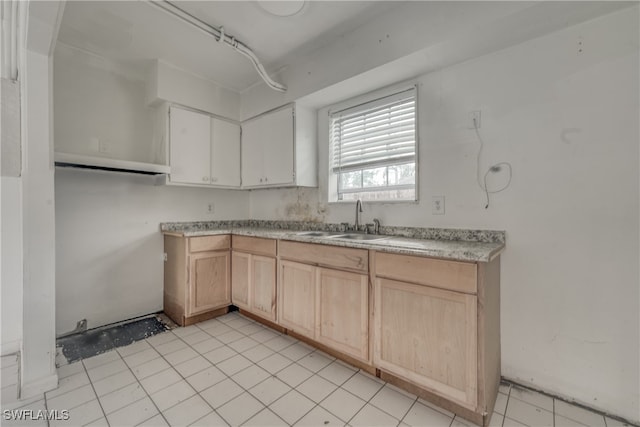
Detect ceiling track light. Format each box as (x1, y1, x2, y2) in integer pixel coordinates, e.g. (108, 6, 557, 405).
(146, 0, 287, 93)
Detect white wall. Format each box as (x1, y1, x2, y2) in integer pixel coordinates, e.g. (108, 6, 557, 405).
(54, 44, 158, 164)
(55, 169, 249, 335)
(147, 60, 241, 121)
(250, 8, 639, 421)
(53, 48, 249, 335)
(1, 177, 23, 355)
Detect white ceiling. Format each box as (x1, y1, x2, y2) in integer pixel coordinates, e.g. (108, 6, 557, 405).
(57, 0, 397, 91)
(57, 1, 633, 95)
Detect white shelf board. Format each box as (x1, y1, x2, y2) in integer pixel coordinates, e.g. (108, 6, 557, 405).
(54, 152, 170, 175)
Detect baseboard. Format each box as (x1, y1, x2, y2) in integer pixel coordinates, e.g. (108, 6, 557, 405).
(501, 377, 640, 427)
(20, 372, 58, 400)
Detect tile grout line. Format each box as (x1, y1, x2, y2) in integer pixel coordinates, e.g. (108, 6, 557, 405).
(183, 315, 326, 426)
(501, 379, 633, 427)
(42, 391, 50, 427)
(501, 383, 511, 427)
(342, 371, 393, 426)
(146, 327, 258, 426)
(114, 343, 173, 427)
(203, 313, 420, 427)
(137, 336, 218, 426)
(299, 365, 365, 425)
(77, 356, 109, 426)
(61, 353, 110, 425)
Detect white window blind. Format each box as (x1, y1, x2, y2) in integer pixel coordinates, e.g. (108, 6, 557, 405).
(330, 87, 417, 201)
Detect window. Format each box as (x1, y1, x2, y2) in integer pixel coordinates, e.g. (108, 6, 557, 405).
(329, 87, 417, 202)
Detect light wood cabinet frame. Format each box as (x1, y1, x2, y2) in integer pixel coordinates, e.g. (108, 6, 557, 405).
(164, 234, 231, 326)
(187, 251, 231, 316)
(374, 277, 478, 408)
(278, 260, 316, 338)
(315, 268, 369, 362)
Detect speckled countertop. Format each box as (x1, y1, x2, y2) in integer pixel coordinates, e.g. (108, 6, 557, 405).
(160, 220, 505, 262)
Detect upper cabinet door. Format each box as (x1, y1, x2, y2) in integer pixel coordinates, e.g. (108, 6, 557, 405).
(240, 115, 265, 187)
(241, 106, 294, 187)
(169, 107, 211, 185)
(211, 118, 241, 187)
(261, 106, 294, 186)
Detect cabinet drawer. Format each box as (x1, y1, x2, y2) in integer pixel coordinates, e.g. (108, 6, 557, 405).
(375, 252, 477, 294)
(232, 235, 277, 257)
(279, 241, 368, 272)
(189, 235, 230, 253)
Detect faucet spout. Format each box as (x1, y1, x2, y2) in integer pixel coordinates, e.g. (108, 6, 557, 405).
(355, 199, 363, 231)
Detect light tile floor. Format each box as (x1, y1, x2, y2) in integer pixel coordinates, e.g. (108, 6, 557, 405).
(1, 312, 634, 427)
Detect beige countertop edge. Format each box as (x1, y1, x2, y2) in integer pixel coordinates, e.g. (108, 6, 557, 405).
(161, 228, 505, 263)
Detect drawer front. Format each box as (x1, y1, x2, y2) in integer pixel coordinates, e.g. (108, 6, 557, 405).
(232, 235, 277, 257)
(279, 241, 368, 272)
(375, 252, 477, 294)
(189, 235, 230, 253)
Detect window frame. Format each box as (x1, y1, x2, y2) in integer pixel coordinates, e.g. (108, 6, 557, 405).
(327, 84, 419, 204)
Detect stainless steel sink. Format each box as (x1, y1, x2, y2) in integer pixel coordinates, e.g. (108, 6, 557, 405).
(328, 233, 388, 241)
(296, 231, 346, 237)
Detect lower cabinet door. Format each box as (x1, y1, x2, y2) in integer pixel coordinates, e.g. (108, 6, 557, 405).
(188, 251, 231, 316)
(278, 260, 315, 338)
(374, 278, 478, 408)
(251, 255, 277, 322)
(316, 268, 369, 362)
(231, 251, 250, 310)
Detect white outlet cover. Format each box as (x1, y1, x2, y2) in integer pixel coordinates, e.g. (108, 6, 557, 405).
(432, 196, 445, 215)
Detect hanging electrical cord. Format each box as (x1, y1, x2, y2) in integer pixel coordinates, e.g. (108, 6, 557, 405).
(474, 118, 512, 209)
(146, 0, 287, 93)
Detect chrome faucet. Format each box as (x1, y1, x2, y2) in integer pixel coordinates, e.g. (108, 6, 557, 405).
(355, 199, 363, 231)
(373, 218, 381, 234)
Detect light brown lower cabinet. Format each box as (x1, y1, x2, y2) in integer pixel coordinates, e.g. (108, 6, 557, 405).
(316, 268, 369, 362)
(189, 251, 231, 316)
(278, 260, 316, 338)
(164, 234, 231, 326)
(277, 246, 369, 362)
(251, 255, 277, 320)
(231, 236, 277, 322)
(373, 251, 501, 426)
(231, 251, 250, 310)
(374, 277, 477, 407)
(164, 233, 501, 426)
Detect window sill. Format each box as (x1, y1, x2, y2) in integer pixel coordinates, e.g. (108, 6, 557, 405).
(328, 199, 419, 205)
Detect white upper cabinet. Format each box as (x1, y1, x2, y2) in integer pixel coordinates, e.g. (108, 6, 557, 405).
(169, 107, 211, 185)
(168, 106, 241, 188)
(167, 103, 316, 189)
(241, 104, 317, 189)
(211, 118, 241, 187)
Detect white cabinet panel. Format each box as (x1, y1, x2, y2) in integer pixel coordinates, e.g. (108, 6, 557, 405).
(169, 107, 211, 185)
(240, 117, 266, 187)
(168, 106, 241, 188)
(262, 107, 294, 186)
(211, 118, 241, 187)
(241, 104, 316, 189)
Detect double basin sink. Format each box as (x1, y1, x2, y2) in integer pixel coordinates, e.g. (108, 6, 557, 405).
(295, 230, 388, 241)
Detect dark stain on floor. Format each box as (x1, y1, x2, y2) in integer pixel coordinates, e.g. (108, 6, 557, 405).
(57, 316, 169, 364)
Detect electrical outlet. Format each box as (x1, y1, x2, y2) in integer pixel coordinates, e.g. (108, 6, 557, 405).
(206, 203, 215, 214)
(98, 139, 110, 154)
(432, 196, 445, 215)
(469, 111, 481, 129)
